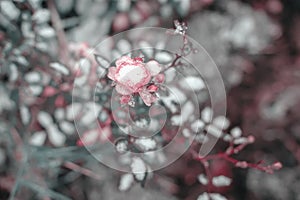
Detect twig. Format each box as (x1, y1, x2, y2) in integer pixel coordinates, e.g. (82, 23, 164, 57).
(47, 0, 70, 67)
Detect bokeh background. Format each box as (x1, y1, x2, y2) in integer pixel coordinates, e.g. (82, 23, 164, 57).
(0, 0, 300, 199)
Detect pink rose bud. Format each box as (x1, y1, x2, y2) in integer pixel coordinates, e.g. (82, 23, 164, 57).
(272, 162, 282, 170)
(147, 85, 159, 92)
(154, 74, 165, 83)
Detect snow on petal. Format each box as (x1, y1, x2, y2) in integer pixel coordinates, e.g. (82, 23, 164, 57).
(116, 84, 134, 95)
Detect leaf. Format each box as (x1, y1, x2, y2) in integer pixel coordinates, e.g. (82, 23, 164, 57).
(47, 125, 66, 147)
(0, 1, 20, 20)
(130, 157, 147, 181)
(155, 51, 173, 64)
(230, 127, 242, 138)
(94, 54, 110, 68)
(32, 9, 50, 24)
(180, 76, 205, 92)
(206, 124, 223, 138)
(212, 175, 232, 187)
(201, 107, 213, 123)
(29, 131, 46, 146)
(37, 26, 56, 38)
(134, 138, 156, 151)
(119, 173, 134, 191)
(50, 62, 70, 75)
(20, 105, 31, 125)
(24, 71, 42, 83)
(197, 174, 208, 185)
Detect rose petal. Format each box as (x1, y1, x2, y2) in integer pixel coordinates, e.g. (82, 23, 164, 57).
(116, 56, 133, 67)
(139, 89, 156, 106)
(120, 95, 131, 104)
(108, 67, 116, 80)
(154, 73, 165, 83)
(116, 84, 134, 95)
(115, 64, 150, 91)
(147, 85, 158, 92)
(145, 60, 161, 76)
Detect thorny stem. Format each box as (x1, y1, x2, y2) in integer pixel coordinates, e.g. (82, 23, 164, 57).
(193, 140, 282, 174)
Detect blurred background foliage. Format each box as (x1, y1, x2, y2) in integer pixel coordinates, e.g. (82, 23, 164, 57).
(0, 0, 300, 199)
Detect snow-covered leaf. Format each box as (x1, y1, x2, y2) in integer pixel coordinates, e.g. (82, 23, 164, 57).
(213, 116, 230, 130)
(191, 119, 205, 132)
(197, 192, 209, 200)
(212, 175, 232, 187)
(47, 125, 66, 147)
(230, 127, 242, 138)
(9, 63, 18, 82)
(201, 107, 213, 123)
(25, 72, 41, 83)
(115, 138, 128, 154)
(28, 85, 43, 96)
(180, 76, 205, 91)
(206, 124, 223, 138)
(59, 121, 75, 135)
(198, 193, 228, 200)
(50, 62, 70, 75)
(37, 26, 56, 38)
(66, 103, 82, 121)
(209, 193, 228, 200)
(29, 131, 46, 146)
(134, 138, 156, 151)
(54, 108, 65, 121)
(32, 9, 50, 24)
(0, 1, 20, 20)
(20, 106, 31, 125)
(233, 137, 248, 145)
(198, 174, 208, 185)
(155, 51, 173, 64)
(37, 111, 53, 128)
(119, 173, 134, 191)
(117, 39, 131, 53)
(78, 129, 99, 146)
(130, 157, 147, 181)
